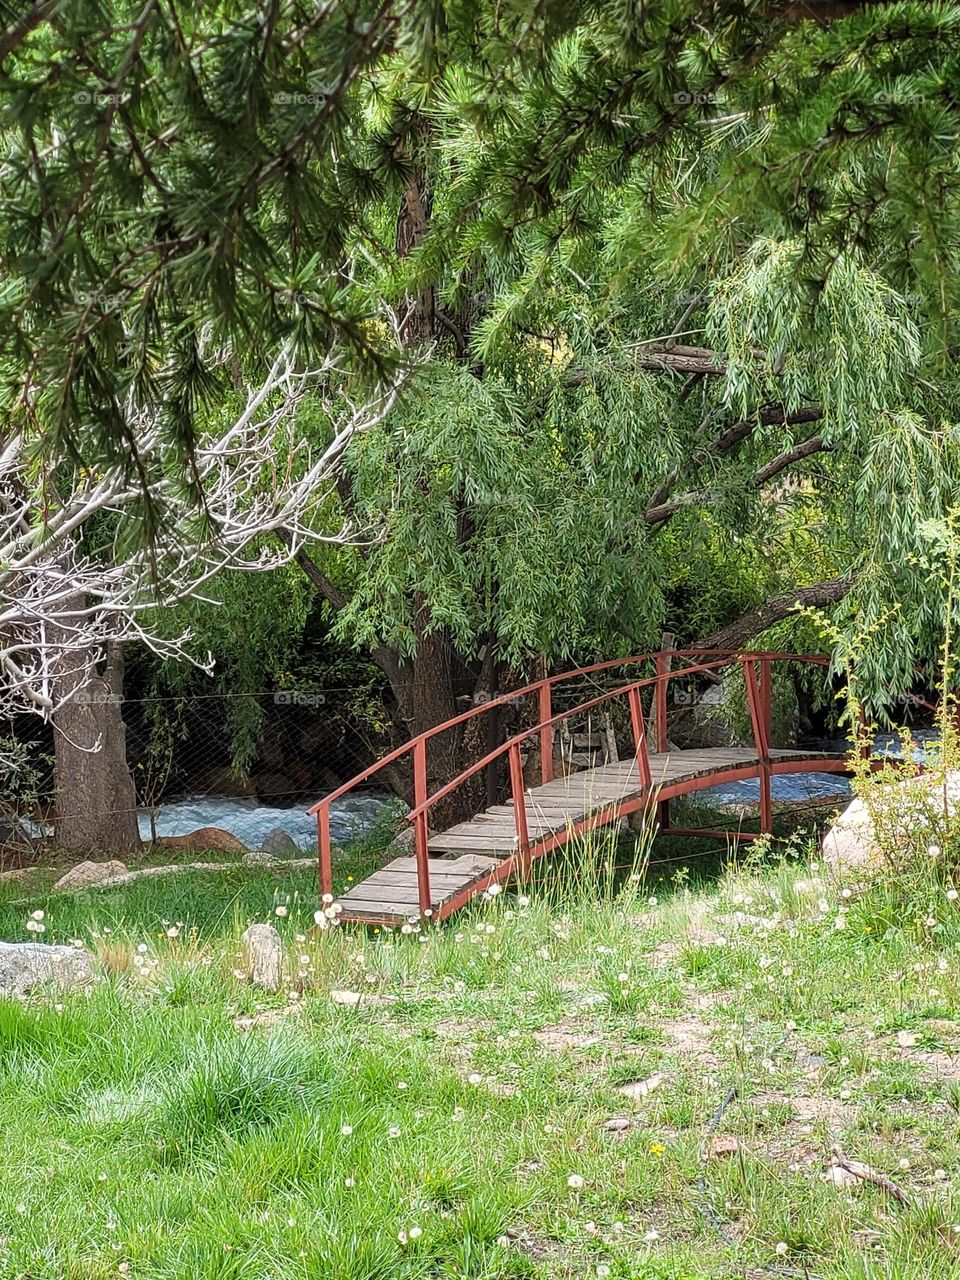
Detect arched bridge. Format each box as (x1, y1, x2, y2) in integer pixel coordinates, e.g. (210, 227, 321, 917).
(308, 650, 855, 926)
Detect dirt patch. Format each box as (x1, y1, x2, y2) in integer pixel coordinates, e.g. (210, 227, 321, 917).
(433, 1017, 491, 1040)
(752, 1089, 858, 1132)
(905, 1048, 960, 1083)
(648, 927, 725, 970)
(534, 1019, 604, 1053)
(662, 1014, 715, 1058)
(234, 1006, 303, 1032)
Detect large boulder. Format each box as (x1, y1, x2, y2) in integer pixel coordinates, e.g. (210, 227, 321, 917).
(0, 941, 96, 994)
(53, 859, 128, 891)
(821, 797, 878, 871)
(822, 770, 960, 873)
(260, 827, 300, 857)
(159, 827, 247, 854)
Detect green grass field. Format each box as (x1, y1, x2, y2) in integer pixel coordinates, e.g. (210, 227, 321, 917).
(2, 820, 960, 1279)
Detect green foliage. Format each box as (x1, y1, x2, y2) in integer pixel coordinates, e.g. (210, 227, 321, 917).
(9, 0, 960, 718)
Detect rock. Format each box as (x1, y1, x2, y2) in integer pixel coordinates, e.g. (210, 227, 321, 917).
(600, 1115, 633, 1132)
(0, 941, 96, 994)
(821, 796, 878, 871)
(260, 827, 300, 857)
(329, 989, 364, 1007)
(241, 923, 283, 992)
(53, 859, 128, 891)
(159, 827, 247, 854)
(707, 1135, 741, 1159)
(822, 770, 960, 872)
(329, 989, 394, 1008)
(617, 1073, 663, 1101)
(194, 766, 258, 798)
(252, 771, 303, 804)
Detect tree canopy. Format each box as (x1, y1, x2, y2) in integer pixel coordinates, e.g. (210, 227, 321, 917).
(4, 0, 960, 739)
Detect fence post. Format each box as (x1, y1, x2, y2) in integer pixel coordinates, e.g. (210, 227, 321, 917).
(413, 739, 432, 918)
(509, 741, 531, 873)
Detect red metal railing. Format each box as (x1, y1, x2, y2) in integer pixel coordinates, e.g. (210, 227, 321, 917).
(309, 648, 833, 908)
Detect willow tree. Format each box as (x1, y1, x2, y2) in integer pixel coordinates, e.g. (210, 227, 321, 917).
(278, 0, 960, 800)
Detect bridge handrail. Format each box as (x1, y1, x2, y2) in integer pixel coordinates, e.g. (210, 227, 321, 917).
(310, 648, 832, 913)
(306, 647, 794, 815)
(404, 650, 828, 825)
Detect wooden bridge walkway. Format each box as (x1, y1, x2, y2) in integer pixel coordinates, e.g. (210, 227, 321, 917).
(309, 651, 853, 927)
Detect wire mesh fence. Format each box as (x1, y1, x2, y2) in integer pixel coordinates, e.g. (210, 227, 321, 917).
(0, 688, 403, 860)
(0, 655, 855, 867)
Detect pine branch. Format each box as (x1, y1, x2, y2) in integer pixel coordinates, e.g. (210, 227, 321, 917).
(0, 0, 59, 63)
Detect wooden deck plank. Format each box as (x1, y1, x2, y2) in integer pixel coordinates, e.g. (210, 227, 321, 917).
(342, 745, 850, 920)
(334, 853, 499, 923)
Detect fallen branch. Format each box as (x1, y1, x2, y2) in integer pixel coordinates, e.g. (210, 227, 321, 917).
(830, 1145, 912, 1206)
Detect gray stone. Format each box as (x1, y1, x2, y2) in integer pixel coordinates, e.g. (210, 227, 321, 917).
(391, 823, 436, 854)
(53, 859, 128, 891)
(241, 923, 283, 992)
(0, 941, 96, 994)
(259, 827, 300, 857)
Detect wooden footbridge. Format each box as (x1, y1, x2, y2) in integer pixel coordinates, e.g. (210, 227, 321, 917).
(309, 650, 852, 926)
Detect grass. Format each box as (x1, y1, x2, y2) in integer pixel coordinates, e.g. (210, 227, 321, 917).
(2, 818, 960, 1278)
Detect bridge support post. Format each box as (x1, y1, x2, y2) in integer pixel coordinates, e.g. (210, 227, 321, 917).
(745, 657, 774, 835)
(759, 658, 773, 833)
(627, 685, 652, 792)
(317, 804, 332, 898)
(509, 741, 531, 874)
(654, 648, 671, 831)
(413, 738, 432, 918)
(538, 682, 554, 784)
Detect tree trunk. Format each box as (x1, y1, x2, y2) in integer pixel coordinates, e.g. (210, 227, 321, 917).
(53, 634, 141, 855)
(380, 626, 492, 827)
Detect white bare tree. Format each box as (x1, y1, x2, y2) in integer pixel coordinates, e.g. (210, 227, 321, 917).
(1, 342, 400, 719)
(0, 340, 401, 853)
